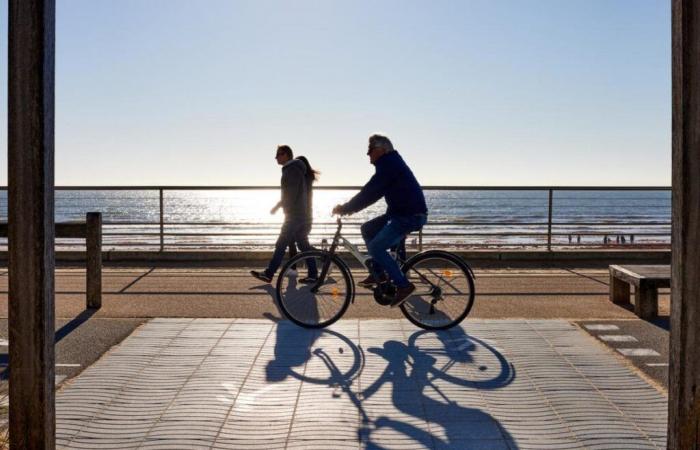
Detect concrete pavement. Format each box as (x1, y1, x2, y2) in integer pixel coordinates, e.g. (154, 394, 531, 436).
(55, 318, 667, 449)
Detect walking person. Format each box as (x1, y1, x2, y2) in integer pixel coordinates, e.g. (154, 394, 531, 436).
(332, 134, 427, 307)
(251, 146, 318, 283)
(270, 156, 320, 274)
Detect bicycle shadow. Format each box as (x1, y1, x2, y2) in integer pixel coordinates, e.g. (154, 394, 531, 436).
(357, 328, 517, 449)
(261, 317, 518, 448)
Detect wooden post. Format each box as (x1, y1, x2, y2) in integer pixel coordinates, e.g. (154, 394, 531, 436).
(86, 212, 102, 309)
(669, 0, 700, 448)
(8, 0, 56, 448)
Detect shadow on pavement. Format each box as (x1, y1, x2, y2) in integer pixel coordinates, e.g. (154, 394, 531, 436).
(264, 318, 518, 448)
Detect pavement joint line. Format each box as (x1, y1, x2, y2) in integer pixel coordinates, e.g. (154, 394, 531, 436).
(646, 363, 669, 367)
(402, 319, 439, 449)
(525, 322, 583, 445)
(283, 326, 313, 450)
(211, 319, 276, 448)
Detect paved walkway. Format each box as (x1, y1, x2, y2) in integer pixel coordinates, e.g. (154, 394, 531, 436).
(56, 319, 667, 449)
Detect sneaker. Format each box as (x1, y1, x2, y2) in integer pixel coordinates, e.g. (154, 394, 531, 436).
(299, 276, 318, 284)
(390, 283, 415, 308)
(358, 274, 387, 288)
(250, 270, 272, 283)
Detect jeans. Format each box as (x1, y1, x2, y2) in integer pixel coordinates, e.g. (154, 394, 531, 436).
(266, 219, 317, 278)
(361, 213, 427, 288)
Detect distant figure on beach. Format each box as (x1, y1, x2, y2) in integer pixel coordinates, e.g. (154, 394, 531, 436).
(251, 146, 318, 284)
(270, 156, 320, 271)
(332, 134, 427, 307)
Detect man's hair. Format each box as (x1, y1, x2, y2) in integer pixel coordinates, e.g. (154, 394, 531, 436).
(368, 134, 394, 152)
(277, 145, 293, 158)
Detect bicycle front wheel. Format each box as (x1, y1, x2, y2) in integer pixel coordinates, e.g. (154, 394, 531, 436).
(400, 250, 475, 330)
(276, 250, 353, 329)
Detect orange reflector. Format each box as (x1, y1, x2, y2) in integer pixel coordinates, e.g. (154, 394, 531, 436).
(443, 270, 453, 277)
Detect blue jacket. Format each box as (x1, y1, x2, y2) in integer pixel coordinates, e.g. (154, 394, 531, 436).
(340, 151, 428, 217)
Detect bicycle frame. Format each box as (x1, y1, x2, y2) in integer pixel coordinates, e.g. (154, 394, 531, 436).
(324, 217, 403, 267)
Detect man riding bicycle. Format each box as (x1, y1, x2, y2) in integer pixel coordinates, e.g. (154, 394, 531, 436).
(332, 134, 428, 308)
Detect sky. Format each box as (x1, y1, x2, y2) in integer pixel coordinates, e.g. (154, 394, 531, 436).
(0, 0, 671, 187)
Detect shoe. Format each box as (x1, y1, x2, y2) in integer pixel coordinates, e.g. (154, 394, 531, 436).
(299, 277, 318, 284)
(358, 274, 387, 288)
(390, 283, 415, 308)
(250, 270, 272, 283)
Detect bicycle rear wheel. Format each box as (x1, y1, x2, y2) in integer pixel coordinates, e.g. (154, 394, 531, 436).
(276, 250, 353, 329)
(400, 250, 475, 330)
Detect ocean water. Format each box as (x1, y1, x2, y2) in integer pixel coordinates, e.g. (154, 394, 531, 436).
(0, 189, 672, 250)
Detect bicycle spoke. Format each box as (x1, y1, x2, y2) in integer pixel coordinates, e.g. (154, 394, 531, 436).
(400, 253, 475, 330)
(277, 251, 352, 328)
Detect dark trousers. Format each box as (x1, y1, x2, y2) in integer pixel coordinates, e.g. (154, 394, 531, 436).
(361, 214, 429, 287)
(360, 215, 407, 263)
(265, 219, 316, 278)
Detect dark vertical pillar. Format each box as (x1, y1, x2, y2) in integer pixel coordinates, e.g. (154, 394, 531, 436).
(86, 212, 102, 309)
(7, 0, 56, 448)
(669, 0, 700, 448)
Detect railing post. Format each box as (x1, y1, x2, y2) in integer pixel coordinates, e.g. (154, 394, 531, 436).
(547, 189, 553, 251)
(86, 212, 102, 309)
(418, 229, 423, 252)
(159, 188, 164, 252)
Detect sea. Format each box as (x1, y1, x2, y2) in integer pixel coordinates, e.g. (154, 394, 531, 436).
(0, 189, 672, 250)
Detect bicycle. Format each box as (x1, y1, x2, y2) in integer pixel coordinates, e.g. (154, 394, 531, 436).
(275, 218, 476, 330)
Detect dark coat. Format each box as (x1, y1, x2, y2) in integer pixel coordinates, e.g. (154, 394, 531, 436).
(340, 151, 427, 217)
(280, 159, 309, 220)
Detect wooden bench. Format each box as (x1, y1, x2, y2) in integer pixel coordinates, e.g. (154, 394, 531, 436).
(0, 212, 102, 309)
(609, 264, 670, 320)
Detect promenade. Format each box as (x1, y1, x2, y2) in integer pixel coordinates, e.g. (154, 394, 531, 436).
(0, 266, 671, 449)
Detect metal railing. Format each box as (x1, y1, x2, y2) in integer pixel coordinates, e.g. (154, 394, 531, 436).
(0, 186, 672, 252)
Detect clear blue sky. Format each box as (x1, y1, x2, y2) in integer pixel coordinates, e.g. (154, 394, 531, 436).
(0, 0, 670, 186)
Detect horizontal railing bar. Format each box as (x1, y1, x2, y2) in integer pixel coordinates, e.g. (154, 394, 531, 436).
(0, 185, 673, 191)
(92, 220, 672, 227)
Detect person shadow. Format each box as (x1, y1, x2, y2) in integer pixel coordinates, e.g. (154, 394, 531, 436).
(246, 281, 316, 384)
(359, 330, 517, 449)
